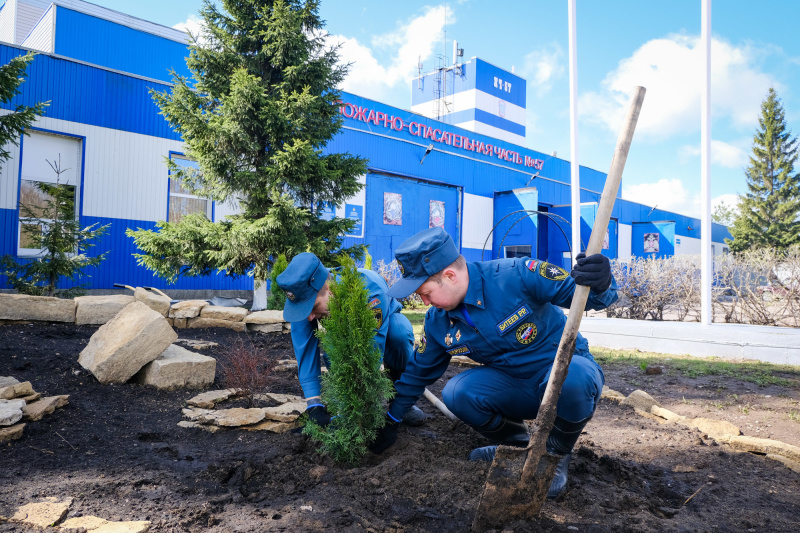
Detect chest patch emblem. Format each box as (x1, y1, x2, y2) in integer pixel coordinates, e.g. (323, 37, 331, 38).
(446, 343, 472, 357)
(516, 322, 537, 344)
(539, 262, 569, 281)
(372, 308, 383, 328)
(496, 304, 532, 336)
(417, 328, 427, 354)
(368, 298, 380, 309)
(455, 329, 461, 342)
(445, 333, 453, 346)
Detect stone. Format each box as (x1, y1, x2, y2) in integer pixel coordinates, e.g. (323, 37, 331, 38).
(186, 389, 237, 409)
(621, 389, 660, 412)
(134, 344, 216, 390)
(243, 310, 284, 324)
(0, 399, 26, 426)
(182, 407, 214, 421)
(200, 305, 248, 322)
(176, 338, 219, 350)
(22, 395, 69, 421)
(600, 386, 626, 403)
(0, 377, 34, 400)
(722, 435, 800, 462)
(645, 365, 663, 375)
(0, 293, 76, 322)
(134, 287, 171, 317)
(450, 355, 480, 366)
(169, 300, 209, 319)
(0, 422, 25, 443)
(309, 465, 329, 482)
(173, 318, 187, 329)
(650, 405, 687, 423)
(247, 322, 283, 334)
(196, 407, 265, 427)
(262, 401, 306, 423)
(244, 419, 300, 433)
(20, 392, 42, 402)
(78, 302, 177, 384)
(177, 420, 222, 433)
(254, 392, 303, 404)
(187, 317, 246, 332)
(273, 360, 298, 373)
(74, 295, 135, 325)
(767, 454, 800, 473)
(60, 516, 151, 532)
(283, 323, 291, 333)
(688, 417, 741, 439)
(10, 497, 72, 528)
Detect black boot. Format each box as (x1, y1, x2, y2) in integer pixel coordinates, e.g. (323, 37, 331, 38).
(467, 416, 529, 462)
(544, 415, 593, 499)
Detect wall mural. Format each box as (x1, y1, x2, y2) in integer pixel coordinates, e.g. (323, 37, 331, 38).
(383, 192, 402, 225)
(643, 232, 659, 253)
(429, 200, 445, 228)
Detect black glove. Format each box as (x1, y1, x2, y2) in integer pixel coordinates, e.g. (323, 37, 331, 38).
(305, 404, 331, 427)
(570, 252, 612, 292)
(368, 414, 399, 454)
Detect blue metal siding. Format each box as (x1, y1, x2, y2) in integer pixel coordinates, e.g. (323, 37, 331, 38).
(0, 44, 180, 141)
(632, 221, 675, 258)
(473, 58, 526, 107)
(54, 7, 190, 84)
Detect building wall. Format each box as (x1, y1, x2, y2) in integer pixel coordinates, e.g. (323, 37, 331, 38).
(0, 0, 17, 44)
(15, 0, 49, 44)
(20, 2, 52, 52)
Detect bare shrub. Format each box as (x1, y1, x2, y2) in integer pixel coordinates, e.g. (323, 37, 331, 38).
(218, 335, 277, 407)
(374, 258, 425, 308)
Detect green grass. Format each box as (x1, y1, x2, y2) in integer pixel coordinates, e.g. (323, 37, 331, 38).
(401, 308, 427, 343)
(592, 347, 800, 388)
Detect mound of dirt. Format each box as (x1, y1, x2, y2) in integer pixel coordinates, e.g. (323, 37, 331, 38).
(1, 322, 799, 532)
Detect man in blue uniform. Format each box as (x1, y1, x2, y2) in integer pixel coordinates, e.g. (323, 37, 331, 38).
(276, 252, 425, 426)
(370, 227, 617, 499)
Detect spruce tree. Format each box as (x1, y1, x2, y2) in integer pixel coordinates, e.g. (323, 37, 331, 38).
(0, 52, 48, 167)
(304, 259, 395, 465)
(728, 88, 800, 252)
(127, 0, 367, 286)
(267, 253, 288, 310)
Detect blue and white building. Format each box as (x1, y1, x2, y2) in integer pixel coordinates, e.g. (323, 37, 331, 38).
(0, 0, 732, 295)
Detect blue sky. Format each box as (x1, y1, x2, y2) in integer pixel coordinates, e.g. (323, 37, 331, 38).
(89, 0, 800, 219)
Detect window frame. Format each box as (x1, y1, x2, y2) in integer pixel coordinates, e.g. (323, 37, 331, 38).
(167, 151, 214, 223)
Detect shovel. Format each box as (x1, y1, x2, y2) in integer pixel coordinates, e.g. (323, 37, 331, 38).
(472, 86, 646, 531)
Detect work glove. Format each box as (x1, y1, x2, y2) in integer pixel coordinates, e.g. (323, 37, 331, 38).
(304, 404, 331, 427)
(570, 252, 612, 292)
(368, 414, 399, 454)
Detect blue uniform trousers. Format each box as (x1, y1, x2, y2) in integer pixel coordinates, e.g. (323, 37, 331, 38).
(441, 354, 604, 427)
(383, 311, 414, 372)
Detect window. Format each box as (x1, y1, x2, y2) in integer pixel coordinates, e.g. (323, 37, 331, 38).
(168, 154, 211, 222)
(504, 245, 532, 258)
(17, 131, 82, 256)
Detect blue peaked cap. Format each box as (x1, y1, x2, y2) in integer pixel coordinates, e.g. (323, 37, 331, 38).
(275, 253, 330, 322)
(386, 227, 460, 299)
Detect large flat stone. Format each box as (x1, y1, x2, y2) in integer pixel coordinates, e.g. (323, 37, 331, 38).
(134, 287, 171, 317)
(0, 422, 25, 443)
(247, 322, 283, 334)
(168, 300, 208, 319)
(200, 305, 248, 322)
(186, 389, 237, 409)
(0, 399, 26, 426)
(22, 395, 69, 421)
(75, 295, 135, 325)
(244, 419, 300, 433)
(133, 344, 216, 390)
(621, 389, 660, 411)
(10, 497, 72, 528)
(78, 302, 177, 384)
(261, 401, 306, 423)
(187, 317, 246, 332)
(243, 310, 284, 324)
(722, 435, 800, 462)
(197, 407, 265, 427)
(0, 377, 34, 400)
(688, 417, 741, 439)
(0, 293, 76, 322)
(177, 420, 222, 433)
(60, 516, 151, 532)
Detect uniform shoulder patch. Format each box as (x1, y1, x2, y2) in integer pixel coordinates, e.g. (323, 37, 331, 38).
(525, 259, 538, 272)
(368, 297, 380, 309)
(515, 322, 537, 344)
(538, 261, 569, 281)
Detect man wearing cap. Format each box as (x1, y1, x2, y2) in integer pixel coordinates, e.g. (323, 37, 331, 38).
(276, 252, 425, 427)
(369, 227, 617, 500)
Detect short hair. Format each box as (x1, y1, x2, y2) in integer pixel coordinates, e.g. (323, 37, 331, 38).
(426, 255, 466, 284)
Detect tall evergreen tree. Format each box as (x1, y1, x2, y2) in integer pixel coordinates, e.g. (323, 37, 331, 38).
(127, 0, 366, 291)
(728, 88, 800, 252)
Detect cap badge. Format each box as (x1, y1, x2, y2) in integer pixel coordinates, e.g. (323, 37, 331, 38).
(445, 333, 453, 346)
(285, 291, 295, 301)
(397, 259, 405, 276)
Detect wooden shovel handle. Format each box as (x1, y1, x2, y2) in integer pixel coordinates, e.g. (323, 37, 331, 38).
(522, 86, 646, 477)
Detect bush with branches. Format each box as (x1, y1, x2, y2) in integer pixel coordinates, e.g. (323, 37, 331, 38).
(218, 335, 277, 407)
(373, 258, 425, 309)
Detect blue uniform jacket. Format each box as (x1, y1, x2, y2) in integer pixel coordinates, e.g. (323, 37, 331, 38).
(290, 268, 404, 398)
(389, 258, 618, 420)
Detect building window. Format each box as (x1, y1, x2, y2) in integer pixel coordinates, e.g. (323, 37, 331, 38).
(168, 154, 211, 222)
(17, 131, 82, 257)
(504, 245, 532, 258)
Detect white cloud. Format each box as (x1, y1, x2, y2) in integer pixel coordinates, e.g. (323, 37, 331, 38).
(623, 178, 698, 217)
(329, 5, 453, 98)
(521, 43, 564, 96)
(678, 139, 749, 169)
(172, 15, 205, 44)
(580, 35, 777, 139)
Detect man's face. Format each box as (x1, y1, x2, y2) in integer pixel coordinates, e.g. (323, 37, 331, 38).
(415, 271, 465, 311)
(307, 284, 331, 321)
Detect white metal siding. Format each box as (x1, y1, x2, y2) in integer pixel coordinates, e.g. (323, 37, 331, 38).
(20, 3, 53, 52)
(214, 196, 242, 223)
(461, 192, 493, 250)
(618, 222, 632, 263)
(0, 111, 21, 210)
(15, 0, 49, 44)
(0, 0, 17, 44)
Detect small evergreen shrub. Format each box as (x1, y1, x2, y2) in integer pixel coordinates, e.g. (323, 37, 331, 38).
(267, 253, 289, 310)
(304, 259, 394, 464)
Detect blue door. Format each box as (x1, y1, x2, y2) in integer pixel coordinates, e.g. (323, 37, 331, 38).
(365, 173, 460, 264)
(632, 221, 675, 258)
(492, 188, 538, 260)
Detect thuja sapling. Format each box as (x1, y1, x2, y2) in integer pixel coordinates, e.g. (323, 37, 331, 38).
(303, 259, 395, 465)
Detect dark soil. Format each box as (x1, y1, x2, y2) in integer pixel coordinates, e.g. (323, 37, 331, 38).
(1, 322, 799, 532)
